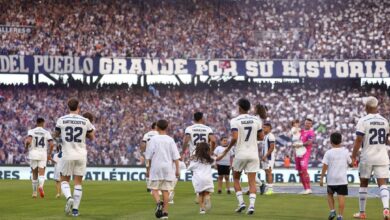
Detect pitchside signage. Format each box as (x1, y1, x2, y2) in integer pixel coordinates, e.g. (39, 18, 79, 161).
(0, 166, 384, 184)
(0, 55, 389, 78)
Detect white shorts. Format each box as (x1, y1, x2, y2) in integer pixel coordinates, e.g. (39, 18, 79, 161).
(53, 161, 63, 181)
(233, 158, 259, 173)
(61, 160, 87, 177)
(261, 159, 275, 170)
(149, 180, 176, 191)
(359, 163, 390, 179)
(30, 160, 46, 169)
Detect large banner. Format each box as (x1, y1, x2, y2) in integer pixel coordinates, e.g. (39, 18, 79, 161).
(0, 166, 379, 184)
(0, 55, 389, 78)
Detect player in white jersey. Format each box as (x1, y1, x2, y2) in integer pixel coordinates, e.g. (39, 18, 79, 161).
(25, 117, 54, 198)
(52, 98, 95, 217)
(261, 122, 276, 195)
(222, 98, 264, 215)
(141, 122, 158, 192)
(183, 112, 216, 158)
(351, 96, 390, 220)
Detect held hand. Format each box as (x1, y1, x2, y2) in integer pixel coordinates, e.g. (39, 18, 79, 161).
(261, 156, 267, 162)
(47, 155, 52, 162)
(175, 170, 180, 178)
(319, 180, 323, 187)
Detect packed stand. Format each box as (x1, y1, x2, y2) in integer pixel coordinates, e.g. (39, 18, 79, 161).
(0, 0, 389, 59)
(0, 80, 389, 167)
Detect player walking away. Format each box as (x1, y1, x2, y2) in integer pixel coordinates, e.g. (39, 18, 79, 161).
(183, 112, 216, 159)
(25, 117, 54, 198)
(351, 96, 390, 220)
(320, 132, 352, 220)
(141, 122, 158, 192)
(222, 98, 264, 215)
(52, 98, 95, 217)
(145, 119, 180, 220)
(261, 122, 276, 195)
(295, 118, 315, 195)
(213, 136, 233, 194)
(188, 143, 215, 214)
(52, 144, 63, 198)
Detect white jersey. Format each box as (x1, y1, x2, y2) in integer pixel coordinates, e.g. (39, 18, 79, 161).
(142, 130, 159, 151)
(185, 124, 214, 155)
(356, 113, 390, 165)
(55, 113, 94, 161)
(262, 133, 276, 160)
(322, 147, 351, 185)
(214, 146, 233, 166)
(230, 114, 263, 160)
(145, 135, 180, 181)
(27, 127, 53, 161)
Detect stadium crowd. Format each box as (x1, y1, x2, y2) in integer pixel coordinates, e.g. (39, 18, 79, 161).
(1, 0, 389, 59)
(0, 80, 389, 167)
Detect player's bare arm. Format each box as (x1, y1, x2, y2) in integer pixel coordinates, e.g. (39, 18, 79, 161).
(351, 135, 364, 165)
(319, 164, 328, 187)
(222, 130, 238, 156)
(208, 134, 217, 153)
(47, 140, 55, 161)
(25, 136, 32, 149)
(86, 130, 95, 140)
(140, 141, 147, 153)
(182, 134, 191, 160)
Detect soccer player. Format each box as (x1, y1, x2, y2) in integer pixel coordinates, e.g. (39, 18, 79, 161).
(213, 136, 233, 194)
(351, 96, 390, 219)
(141, 122, 158, 192)
(52, 98, 95, 217)
(261, 122, 276, 195)
(295, 118, 315, 194)
(320, 132, 352, 220)
(222, 98, 263, 215)
(25, 117, 54, 198)
(183, 112, 216, 159)
(145, 119, 180, 219)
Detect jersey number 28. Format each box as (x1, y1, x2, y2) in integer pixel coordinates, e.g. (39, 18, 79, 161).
(368, 128, 386, 145)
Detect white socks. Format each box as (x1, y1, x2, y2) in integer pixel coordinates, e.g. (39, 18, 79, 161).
(249, 193, 256, 208)
(32, 179, 38, 192)
(236, 191, 244, 205)
(61, 181, 72, 199)
(38, 175, 45, 188)
(73, 185, 83, 210)
(380, 185, 389, 209)
(359, 187, 368, 213)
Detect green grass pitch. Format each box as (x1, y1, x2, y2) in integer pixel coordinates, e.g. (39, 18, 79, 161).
(0, 180, 385, 219)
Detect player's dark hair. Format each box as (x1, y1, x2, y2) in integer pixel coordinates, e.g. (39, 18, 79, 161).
(82, 112, 94, 123)
(151, 122, 157, 129)
(192, 142, 214, 164)
(264, 121, 272, 128)
(237, 98, 251, 112)
(68, 98, 79, 111)
(330, 132, 342, 145)
(156, 119, 169, 130)
(36, 117, 45, 124)
(220, 136, 227, 141)
(194, 112, 203, 122)
(291, 119, 300, 126)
